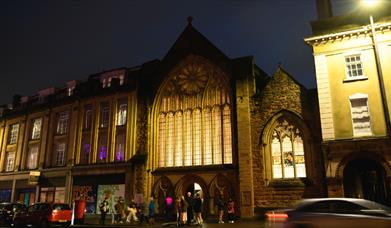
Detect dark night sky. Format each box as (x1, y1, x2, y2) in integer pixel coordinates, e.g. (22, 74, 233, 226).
(0, 0, 356, 105)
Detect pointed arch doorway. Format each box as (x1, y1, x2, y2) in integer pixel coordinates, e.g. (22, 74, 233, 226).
(343, 158, 389, 204)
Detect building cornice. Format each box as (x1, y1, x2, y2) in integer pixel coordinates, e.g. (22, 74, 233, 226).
(305, 22, 391, 46)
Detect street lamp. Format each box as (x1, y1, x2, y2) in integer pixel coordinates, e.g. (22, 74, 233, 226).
(361, 0, 391, 136)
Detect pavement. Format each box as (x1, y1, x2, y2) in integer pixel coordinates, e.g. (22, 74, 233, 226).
(71, 215, 266, 228)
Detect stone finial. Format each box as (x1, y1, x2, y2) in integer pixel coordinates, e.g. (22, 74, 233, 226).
(187, 16, 194, 25)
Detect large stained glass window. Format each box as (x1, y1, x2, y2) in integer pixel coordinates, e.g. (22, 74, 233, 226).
(271, 119, 306, 179)
(157, 56, 233, 168)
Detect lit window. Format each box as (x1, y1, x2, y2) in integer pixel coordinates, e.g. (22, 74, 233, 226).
(100, 103, 110, 128)
(345, 55, 364, 79)
(5, 152, 15, 172)
(166, 113, 174, 167)
(56, 112, 69, 135)
(117, 101, 127, 126)
(31, 118, 42, 140)
(175, 112, 183, 167)
(8, 124, 19, 144)
(97, 135, 107, 163)
(223, 105, 232, 164)
(203, 108, 212, 165)
(27, 146, 39, 169)
(184, 111, 192, 166)
(213, 107, 222, 164)
(54, 143, 66, 166)
(81, 143, 90, 164)
(158, 114, 166, 167)
(193, 109, 202, 166)
(157, 61, 233, 168)
(271, 119, 306, 179)
(350, 94, 372, 137)
(115, 134, 125, 162)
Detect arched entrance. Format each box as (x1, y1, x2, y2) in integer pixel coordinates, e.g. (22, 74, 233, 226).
(175, 175, 208, 218)
(343, 158, 388, 204)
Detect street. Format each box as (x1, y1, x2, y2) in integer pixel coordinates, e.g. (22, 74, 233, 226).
(71, 220, 266, 228)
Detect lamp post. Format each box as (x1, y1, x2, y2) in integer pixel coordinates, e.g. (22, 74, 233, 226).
(362, 0, 391, 136)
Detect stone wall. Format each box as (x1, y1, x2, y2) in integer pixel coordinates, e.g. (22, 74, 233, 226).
(249, 67, 326, 211)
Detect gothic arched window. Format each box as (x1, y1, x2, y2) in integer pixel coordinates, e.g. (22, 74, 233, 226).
(271, 119, 306, 179)
(156, 55, 233, 168)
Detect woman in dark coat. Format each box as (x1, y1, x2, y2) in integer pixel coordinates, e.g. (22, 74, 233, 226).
(193, 193, 204, 225)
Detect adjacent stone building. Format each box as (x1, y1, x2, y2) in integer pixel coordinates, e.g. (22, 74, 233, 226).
(305, 0, 391, 205)
(0, 19, 325, 218)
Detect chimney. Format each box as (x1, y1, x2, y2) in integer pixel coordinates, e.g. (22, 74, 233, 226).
(316, 0, 333, 20)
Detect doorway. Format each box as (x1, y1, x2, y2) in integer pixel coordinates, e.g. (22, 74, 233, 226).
(343, 158, 388, 204)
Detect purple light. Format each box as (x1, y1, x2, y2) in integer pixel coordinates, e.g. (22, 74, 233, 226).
(116, 151, 123, 161)
(99, 146, 107, 160)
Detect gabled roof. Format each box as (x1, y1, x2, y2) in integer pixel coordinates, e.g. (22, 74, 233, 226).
(271, 66, 307, 90)
(161, 17, 231, 74)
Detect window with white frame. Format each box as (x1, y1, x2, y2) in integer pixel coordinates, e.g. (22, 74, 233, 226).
(350, 94, 372, 137)
(31, 118, 42, 140)
(56, 112, 69, 135)
(100, 102, 110, 128)
(5, 152, 15, 172)
(345, 54, 364, 79)
(84, 106, 93, 130)
(26, 146, 39, 169)
(117, 101, 127, 126)
(8, 124, 19, 144)
(54, 143, 66, 166)
(271, 119, 306, 179)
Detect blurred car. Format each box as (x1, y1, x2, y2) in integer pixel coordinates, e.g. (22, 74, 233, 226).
(0, 202, 26, 226)
(266, 198, 391, 228)
(13, 202, 72, 228)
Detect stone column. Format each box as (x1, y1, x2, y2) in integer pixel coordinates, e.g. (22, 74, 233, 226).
(236, 76, 255, 217)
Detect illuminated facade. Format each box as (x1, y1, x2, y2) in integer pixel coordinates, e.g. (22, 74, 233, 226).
(0, 20, 325, 217)
(306, 1, 391, 204)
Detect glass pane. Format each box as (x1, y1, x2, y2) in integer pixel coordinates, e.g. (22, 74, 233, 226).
(203, 109, 212, 165)
(282, 137, 294, 178)
(184, 111, 192, 166)
(158, 114, 166, 167)
(213, 107, 222, 164)
(175, 112, 183, 167)
(272, 137, 282, 179)
(193, 109, 202, 166)
(166, 113, 174, 167)
(223, 105, 232, 164)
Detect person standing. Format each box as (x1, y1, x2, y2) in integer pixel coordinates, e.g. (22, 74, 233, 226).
(148, 197, 156, 225)
(180, 195, 188, 226)
(194, 193, 203, 226)
(227, 198, 235, 223)
(175, 196, 182, 226)
(186, 192, 194, 225)
(99, 197, 109, 225)
(216, 194, 225, 224)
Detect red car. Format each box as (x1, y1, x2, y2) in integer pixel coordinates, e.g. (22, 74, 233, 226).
(13, 202, 72, 228)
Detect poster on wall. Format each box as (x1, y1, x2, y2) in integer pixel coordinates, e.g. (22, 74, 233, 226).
(96, 184, 125, 214)
(72, 185, 97, 213)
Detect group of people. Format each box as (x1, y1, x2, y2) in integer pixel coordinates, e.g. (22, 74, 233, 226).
(99, 193, 235, 225)
(176, 191, 204, 226)
(216, 195, 235, 224)
(99, 196, 156, 225)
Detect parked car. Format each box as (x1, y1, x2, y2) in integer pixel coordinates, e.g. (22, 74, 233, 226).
(266, 198, 391, 228)
(13, 202, 72, 228)
(0, 202, 27, 226)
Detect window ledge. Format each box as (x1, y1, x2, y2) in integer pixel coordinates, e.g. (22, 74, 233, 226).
(343, 76, 368, 83)
(269, 178, 311, 188)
